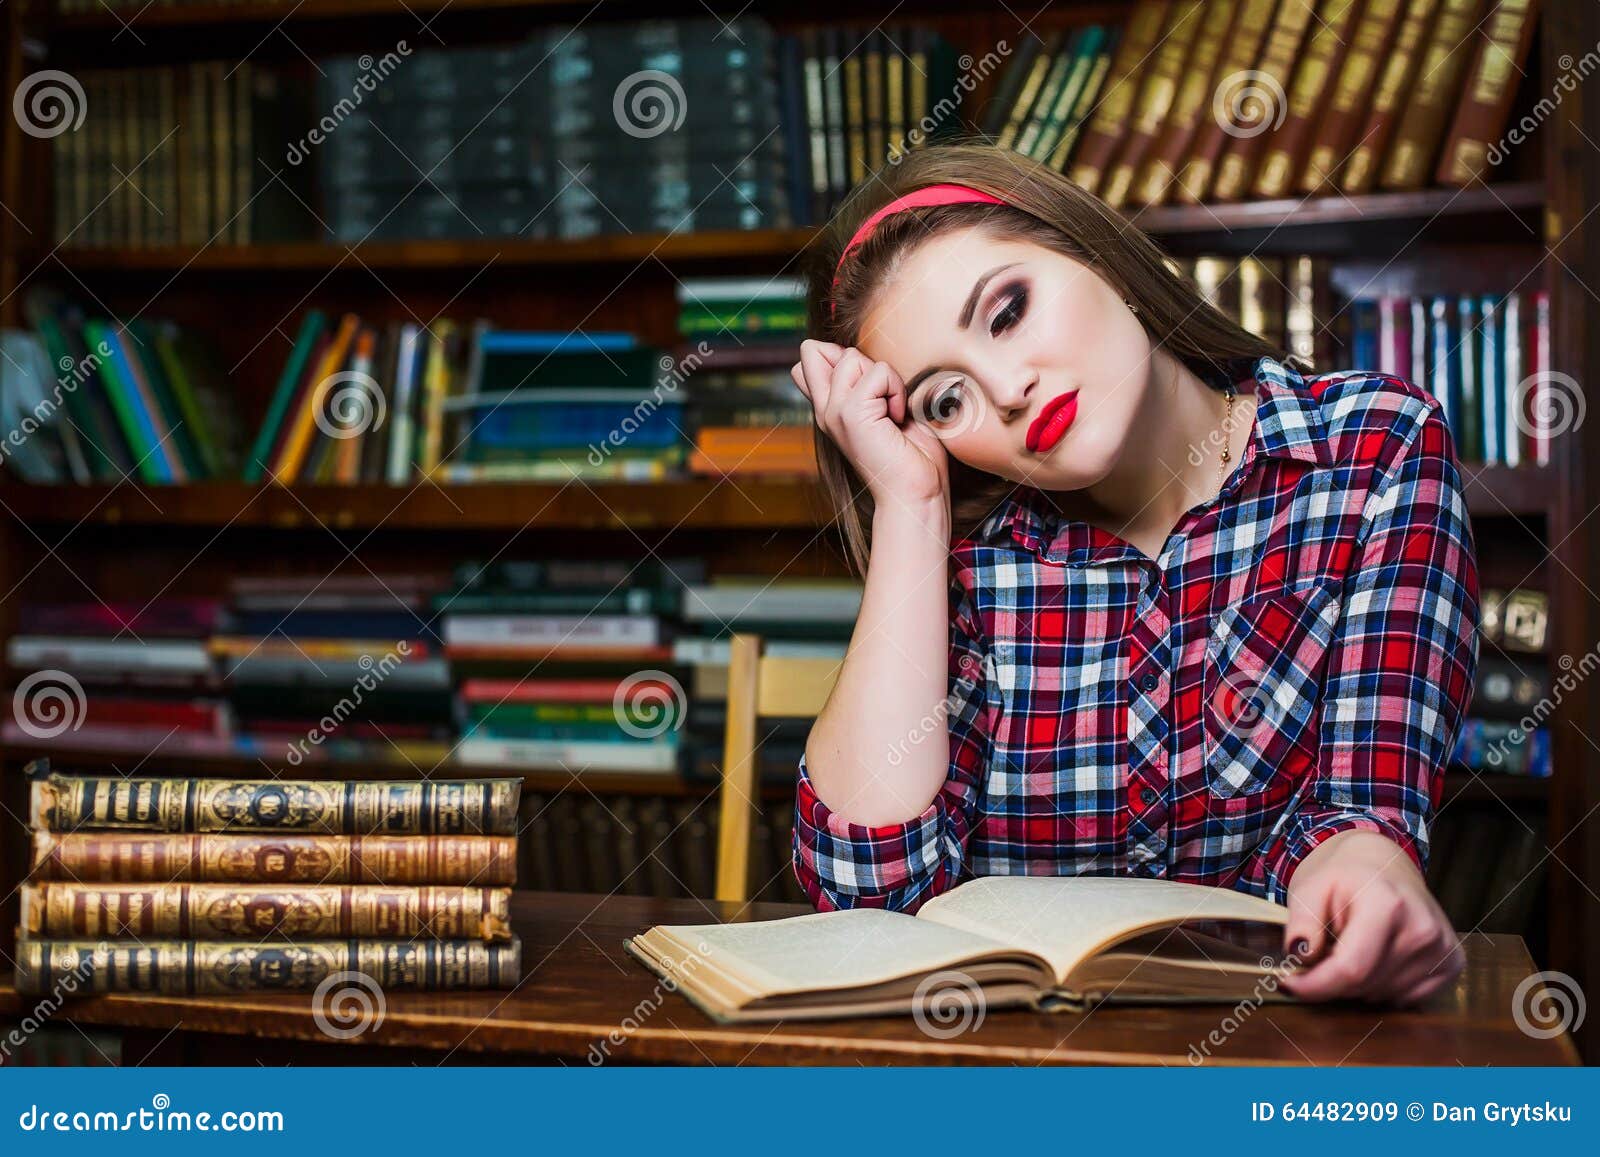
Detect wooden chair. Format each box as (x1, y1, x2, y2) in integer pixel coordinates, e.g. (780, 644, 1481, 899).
(715, 634, 842, 903)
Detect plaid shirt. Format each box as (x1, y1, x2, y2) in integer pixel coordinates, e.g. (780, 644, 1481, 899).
(793, 354, 1480, 912)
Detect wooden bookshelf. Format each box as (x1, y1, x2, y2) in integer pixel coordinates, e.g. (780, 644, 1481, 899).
(2, 0, 1597, 1061)
(0, 465, 1559, 532)
(21, 182, 1544, 274)
(1, 740, 796, 798)
(0, 478, 833, 532)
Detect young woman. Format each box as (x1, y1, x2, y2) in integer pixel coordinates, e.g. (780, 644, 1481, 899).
(789, 141, 1481, 1007)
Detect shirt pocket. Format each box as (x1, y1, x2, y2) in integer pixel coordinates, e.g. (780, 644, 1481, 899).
(1201, 581, 1344, 799)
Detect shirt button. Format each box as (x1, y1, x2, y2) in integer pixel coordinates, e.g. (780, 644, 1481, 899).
(1139, 787, 1158, 805)
(1138, 672, 1159, 692)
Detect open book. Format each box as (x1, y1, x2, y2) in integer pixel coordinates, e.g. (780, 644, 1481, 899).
(624, 876, 1296, 1023)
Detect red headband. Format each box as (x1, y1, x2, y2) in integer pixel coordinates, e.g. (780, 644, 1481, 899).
(829, 183, 1008, 318)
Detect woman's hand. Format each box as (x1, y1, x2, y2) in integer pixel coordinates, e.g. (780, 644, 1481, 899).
(792, 339, 950, 510)
(1278, 829, 1464, 1006)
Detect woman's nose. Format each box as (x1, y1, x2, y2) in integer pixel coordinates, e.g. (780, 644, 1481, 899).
(991, 368, 1038, 421)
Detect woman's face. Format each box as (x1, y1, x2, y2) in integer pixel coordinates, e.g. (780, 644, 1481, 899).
(856, 227, 1155, 491)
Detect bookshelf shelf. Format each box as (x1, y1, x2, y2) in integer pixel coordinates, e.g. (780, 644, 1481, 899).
(39, 229, 822, 274)
(0, 479, 828, 531)
(5, 740, 788, 799)
(30, 183, 1544, 276)
(54, 0, 581, 29)
(0, 467, 1555, 532)
(1129, 180, 1546, 237)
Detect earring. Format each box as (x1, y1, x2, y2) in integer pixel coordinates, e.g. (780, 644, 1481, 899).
(1125, 299, 1139, 315)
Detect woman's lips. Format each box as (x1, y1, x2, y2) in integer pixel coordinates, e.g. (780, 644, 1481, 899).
(1026, 390, 1080, 453)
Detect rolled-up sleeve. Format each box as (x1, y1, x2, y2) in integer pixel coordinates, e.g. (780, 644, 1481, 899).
(1247, 397, 1481, 902)
(791, 573, 993, 913)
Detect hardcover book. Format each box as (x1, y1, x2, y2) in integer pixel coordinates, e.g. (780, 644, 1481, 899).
(15, 938, 522, 995)
(22, 883, 513, 942)
(625, 876, 1294, 1023)
(29, 830, 519, 885)
(28, 767, 521, 836)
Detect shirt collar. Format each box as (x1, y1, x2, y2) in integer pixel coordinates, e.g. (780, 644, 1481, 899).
(972, 354, 1332, 563)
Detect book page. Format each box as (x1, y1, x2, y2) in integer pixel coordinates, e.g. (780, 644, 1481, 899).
(915, 876, 1290, 984)
(652, 908, 1026, 997)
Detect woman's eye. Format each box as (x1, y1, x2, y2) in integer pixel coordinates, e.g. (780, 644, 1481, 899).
(925, 380, 966, 424)
(990, 287, 1027, 337)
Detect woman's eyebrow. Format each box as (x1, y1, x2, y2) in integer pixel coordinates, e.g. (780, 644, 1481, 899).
(903, 261, 1021, 398)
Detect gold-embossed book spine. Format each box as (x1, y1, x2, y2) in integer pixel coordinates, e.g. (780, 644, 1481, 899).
(31, 772, 521, 835)
(14, 937, 523, 995)
(30, 830, 518, 885)
(21, 883, 513, 942)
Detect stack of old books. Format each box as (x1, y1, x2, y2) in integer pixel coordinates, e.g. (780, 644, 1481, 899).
(15, 764, 523, 996)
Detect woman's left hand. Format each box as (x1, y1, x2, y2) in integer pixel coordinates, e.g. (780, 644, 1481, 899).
(1277, 829, 1464, 1006)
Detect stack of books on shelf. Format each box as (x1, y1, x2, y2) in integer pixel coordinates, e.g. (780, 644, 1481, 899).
(249, 314, 688, 485)
(48, 15, 970, 248)
(8, 290, 243, 485)
(985, 0, 1542, 206)
(674, 574, 854, 786)
(4, 598, 230, 755)
(1345, 290, 1553, 466)
(16, 767, 524, 995)
(677, 276, 813, 478)
(50, 60, 315, 248)
(443, 558, 698, 774)
(211, 572, 453, 767)
(321, 19, 790, 243)
(443, 329, 686, 484)
(1172, 254, 1328, 367)
(784, 24, 965, 222)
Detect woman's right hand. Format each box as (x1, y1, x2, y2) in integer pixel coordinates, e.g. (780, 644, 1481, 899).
(791, 339, 950, 511)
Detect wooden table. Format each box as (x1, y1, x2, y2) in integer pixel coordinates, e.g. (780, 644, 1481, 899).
(0, 891, 1581, 1065)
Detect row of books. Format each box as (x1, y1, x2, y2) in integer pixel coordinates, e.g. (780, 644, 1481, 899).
(985, 0, 1541, 208)
(51, 61, 313, 249)
(4, 290, 242, 485)
(1, 559, 855, 779)
(1349, 289, 1554, 466)
(3, 570, 1550, 779)
(16, 768, 525, 996)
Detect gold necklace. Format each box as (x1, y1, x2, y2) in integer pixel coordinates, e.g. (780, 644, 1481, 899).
(1217, 384, 1237, 491)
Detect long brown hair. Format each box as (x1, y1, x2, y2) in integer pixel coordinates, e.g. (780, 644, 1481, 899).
(803, 135, 1298, 578)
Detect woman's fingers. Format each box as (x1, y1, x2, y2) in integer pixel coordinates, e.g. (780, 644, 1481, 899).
(1278, 892, 1401, 1002)
(798, 340, 841, 417)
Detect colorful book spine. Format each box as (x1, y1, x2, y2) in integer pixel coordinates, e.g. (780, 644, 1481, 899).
(29, 770, 521, 835)
(30, 830, 518, 885)
(15, 938, 522, 995)
(23, 882, 512, 941)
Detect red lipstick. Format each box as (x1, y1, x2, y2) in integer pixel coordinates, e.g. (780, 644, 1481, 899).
(1026, 390, 1080, 453)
